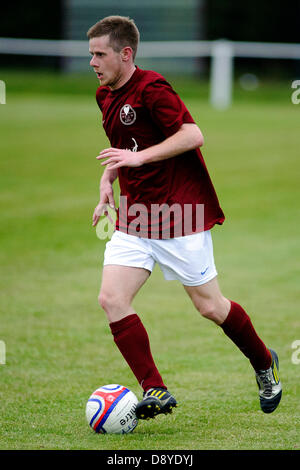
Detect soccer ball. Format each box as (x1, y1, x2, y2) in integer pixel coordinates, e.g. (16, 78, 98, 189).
(85, 384, 139, 434)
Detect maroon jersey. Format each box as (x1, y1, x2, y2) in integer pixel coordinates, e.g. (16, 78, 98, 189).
(96, 66, 225, 238)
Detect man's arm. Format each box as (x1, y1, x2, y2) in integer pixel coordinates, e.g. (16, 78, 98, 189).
(96, 123, 204, 170)
(92, 167, 118, 227)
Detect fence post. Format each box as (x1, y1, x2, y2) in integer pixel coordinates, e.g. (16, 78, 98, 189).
(210, 40, 234, 109)
(0, 340, 5, 365)
(0, 80, 6, 104)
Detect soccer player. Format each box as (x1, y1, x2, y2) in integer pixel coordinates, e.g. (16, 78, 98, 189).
(87, 16, 282, 419)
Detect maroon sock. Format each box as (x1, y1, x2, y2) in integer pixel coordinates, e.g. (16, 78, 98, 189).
(109, 313, 167, 392)
(221, 301, 272, 371)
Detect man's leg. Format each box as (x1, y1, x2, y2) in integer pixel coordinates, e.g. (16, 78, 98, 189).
(184, 277, 271, 370)
(98, 265, 166, 392)
(184, 277, 282, 412)
(184, 277, 272, 368)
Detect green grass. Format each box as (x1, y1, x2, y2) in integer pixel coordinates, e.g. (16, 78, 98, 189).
(0, 71, 299, 450)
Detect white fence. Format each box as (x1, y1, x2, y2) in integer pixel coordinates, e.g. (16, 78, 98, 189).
(1, 38, 300, 109)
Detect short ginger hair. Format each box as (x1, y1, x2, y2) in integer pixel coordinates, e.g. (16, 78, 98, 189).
(87, 15, 140, 60)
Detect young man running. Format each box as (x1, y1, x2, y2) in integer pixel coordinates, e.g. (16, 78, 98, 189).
(87, 16, 282, 419)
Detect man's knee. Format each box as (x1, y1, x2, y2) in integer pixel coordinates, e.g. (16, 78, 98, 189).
(194, 297, 230, 325)
(98, 290, 121, 312)
(98, 290, 108, 311)
(98, 289, 134, 324)
(196, 300, 218, 320)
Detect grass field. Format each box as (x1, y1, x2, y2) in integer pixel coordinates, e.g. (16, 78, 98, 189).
(0, 70, 299, 450)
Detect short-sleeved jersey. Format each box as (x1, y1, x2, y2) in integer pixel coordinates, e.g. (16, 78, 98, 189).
(96, 66, 225, 239)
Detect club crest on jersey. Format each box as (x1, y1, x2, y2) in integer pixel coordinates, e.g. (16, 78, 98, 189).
(120, 104, 136, 126)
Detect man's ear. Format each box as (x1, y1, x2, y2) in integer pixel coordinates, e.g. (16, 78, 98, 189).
(121, 46, 133, 62)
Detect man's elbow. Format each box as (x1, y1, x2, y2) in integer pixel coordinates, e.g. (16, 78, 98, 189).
(195, 128, 204, 148)
(191, 126, 204, 148)
(182, 124, 204, 149)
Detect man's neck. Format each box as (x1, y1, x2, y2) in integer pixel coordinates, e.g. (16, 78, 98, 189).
(110, 65, 136, 91)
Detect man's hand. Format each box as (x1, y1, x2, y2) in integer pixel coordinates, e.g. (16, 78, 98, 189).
(92, 176, 116, 227)
(96, 148, 143, 170)
(96, 124, 203, 169)
(92, 201, 114, 227)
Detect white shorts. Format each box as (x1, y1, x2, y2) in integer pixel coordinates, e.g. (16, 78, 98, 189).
(103, 230, 217, 286)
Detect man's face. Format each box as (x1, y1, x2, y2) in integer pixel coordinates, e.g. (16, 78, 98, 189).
(89, 35, 124, 90)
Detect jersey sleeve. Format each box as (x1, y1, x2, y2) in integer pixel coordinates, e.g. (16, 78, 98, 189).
(142, 80, 195, 138)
